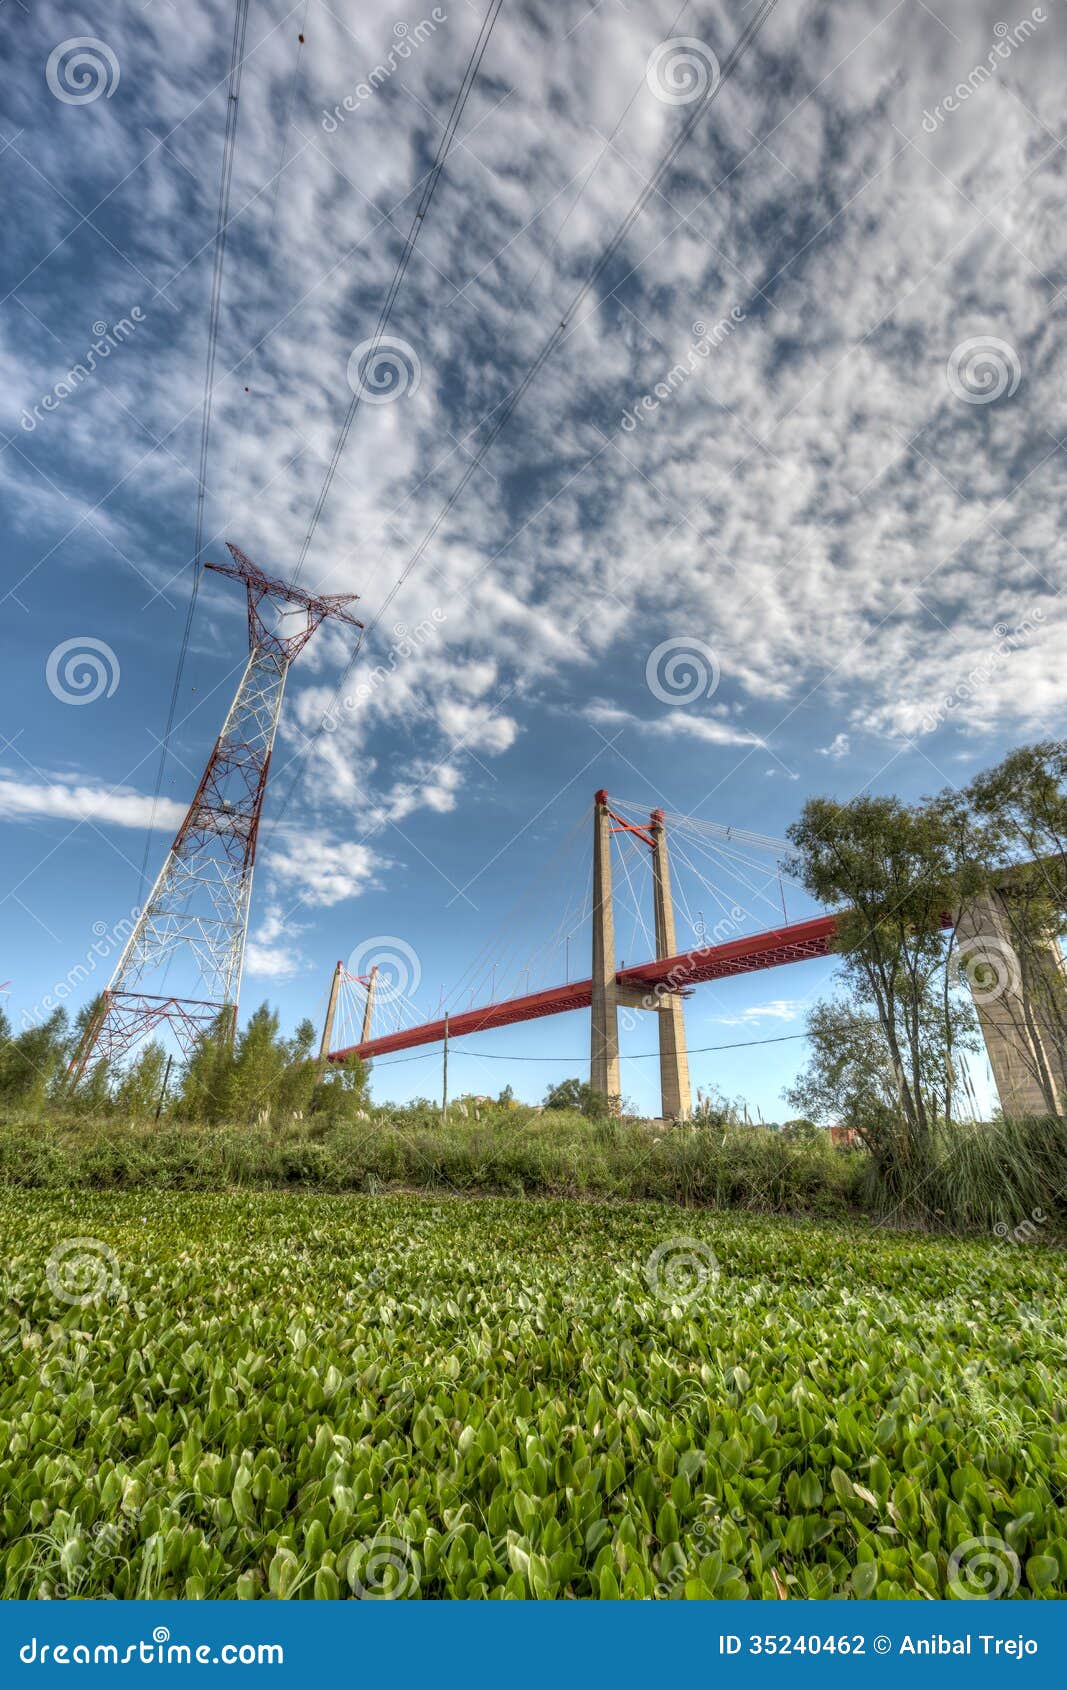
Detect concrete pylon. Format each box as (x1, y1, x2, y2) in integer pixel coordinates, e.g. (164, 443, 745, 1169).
(955, 890, 1064, 1117)
(649, 809, 692, 1120)
(590, 790, 621, 1107)
(360, 964, 378, 1046)
(317, 959, 344, 1080)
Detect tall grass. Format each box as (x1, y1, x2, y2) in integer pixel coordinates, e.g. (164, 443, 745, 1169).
(1, 1105, 1061, 1235)
(0, 1108, 858, 1217)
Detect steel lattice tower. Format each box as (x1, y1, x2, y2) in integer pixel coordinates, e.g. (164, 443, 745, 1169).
(69, 545, 361, 1083)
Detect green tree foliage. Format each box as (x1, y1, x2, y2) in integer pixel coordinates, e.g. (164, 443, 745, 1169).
(112, 1042, 169, 1119)
(0, 1007, 71, 1111)
(174, 1010, 237, 1125)
(309, 1052, 370, 1126)
(174, 1005, 368, 1127)
(787, 796, 978, 1198)
(542, 1077, 609, 1117)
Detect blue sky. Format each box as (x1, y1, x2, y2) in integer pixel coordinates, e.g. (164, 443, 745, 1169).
(2, 0, 1065, 1116)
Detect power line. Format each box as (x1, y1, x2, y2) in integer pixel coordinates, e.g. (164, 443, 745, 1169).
(138, 0, 252, 896)
(365, 0, 781, 637)
(291, 0, 781, 783)
(293, 0, 506, 583)
(367, 1029, 808, 1067)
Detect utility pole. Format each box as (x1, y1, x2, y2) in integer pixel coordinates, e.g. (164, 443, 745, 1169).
(442, 1013, 449, 1122)
(317, 960, 344, 1080)
(68, 545, 362, 1085)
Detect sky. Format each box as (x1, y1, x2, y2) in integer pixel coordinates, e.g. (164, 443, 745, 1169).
(1, 0, 1065, 1117)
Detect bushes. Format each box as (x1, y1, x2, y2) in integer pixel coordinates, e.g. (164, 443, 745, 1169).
(0, 1108, 859, 1217)
(1, 1103, 1061, 1235)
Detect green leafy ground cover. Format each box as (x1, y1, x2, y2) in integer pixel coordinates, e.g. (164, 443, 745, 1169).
(1, 1190, 1063, 1599)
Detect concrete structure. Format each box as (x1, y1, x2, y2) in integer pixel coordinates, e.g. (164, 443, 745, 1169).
(956, 889, 1065, 1117)
(649, 808, 692, 1120)
(590, 791, 621, 1105)
(328, 794, 1064, 1126)
(590, 791, 691, 1119)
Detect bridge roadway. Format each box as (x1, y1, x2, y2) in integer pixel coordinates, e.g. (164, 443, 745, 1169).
(330, 912, 840, 1063)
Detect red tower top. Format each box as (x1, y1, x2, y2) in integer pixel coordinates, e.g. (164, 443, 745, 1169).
(206, 543, 363, 661)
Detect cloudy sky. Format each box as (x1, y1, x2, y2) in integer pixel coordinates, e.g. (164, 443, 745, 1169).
(1, 0, 1064, 1114)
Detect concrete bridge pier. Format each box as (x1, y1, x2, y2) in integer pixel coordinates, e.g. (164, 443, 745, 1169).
(590, 790, 621, 1106)
(649, 808, 692, 1121)
(590, 792, 691, 1119)
(956, 889, 1065, 1118)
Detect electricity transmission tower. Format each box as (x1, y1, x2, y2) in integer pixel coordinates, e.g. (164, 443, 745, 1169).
(69, 544, 361, 1083)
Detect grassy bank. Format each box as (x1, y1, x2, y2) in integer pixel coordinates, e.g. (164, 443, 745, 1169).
(2, 1188, 1063, 1598)
(2, 1107, 1065, 1236)
(0, 1110, 861, 1217)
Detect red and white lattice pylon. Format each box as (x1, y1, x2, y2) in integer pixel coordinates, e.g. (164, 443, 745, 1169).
(68, 545, 361, 1084)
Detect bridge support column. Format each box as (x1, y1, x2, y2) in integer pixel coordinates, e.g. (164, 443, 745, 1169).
(956, 890, 1065, 1117)
(591, 790, 620, 1109)
(361, 964, 378, 1046)
(650, 809, 692, 1121)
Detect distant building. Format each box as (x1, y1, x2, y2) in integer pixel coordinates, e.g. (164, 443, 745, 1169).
(828, 1124, 862, 1149)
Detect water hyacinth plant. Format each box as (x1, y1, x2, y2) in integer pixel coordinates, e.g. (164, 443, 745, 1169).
(1, 1190, 1063, 1599)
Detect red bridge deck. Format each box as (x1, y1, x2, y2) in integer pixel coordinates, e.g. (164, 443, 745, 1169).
(330, 913, 840, 1062)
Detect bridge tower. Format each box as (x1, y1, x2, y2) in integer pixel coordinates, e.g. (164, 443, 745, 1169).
(650, 807, 692, 1120)
(590, 790, 691, 1119)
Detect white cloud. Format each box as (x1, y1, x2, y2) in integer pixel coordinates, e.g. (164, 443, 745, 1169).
(714, 999, 805, 1027)
(817, 733, 851, 759)
(6, 0, 1067, 940)
(266, 832, 381, 908)
(0, 778, 185, 831)
(583, 700, 762, 747)
(244, 942, 302, 981)
(436, 699, 519, 753)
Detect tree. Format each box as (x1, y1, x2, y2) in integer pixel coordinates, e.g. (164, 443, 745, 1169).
(780, 1116, 822, 1143)
(542, 1077, 609, 1117)
(787, 795, 976, 1187)
(0, 1007, 71, 1111)
(112, 1042, 169, 1118)
(174, 1010, 238, 1124)
(309, 1051, 369, 1124)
